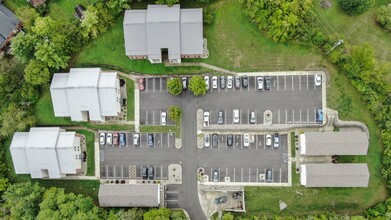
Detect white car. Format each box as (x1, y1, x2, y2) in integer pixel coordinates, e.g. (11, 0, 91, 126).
(204, 133, 210, 147)
(99, 133, 106, 146)
(243, 133, 250, 147)
(161, 111, 167, 125)
(133, 133, 140, 146)
(227, 76, 233, 89)
(315, 74, 322, 86)
(204, 76, 210, 90)
(106, 133, 113, 146)
(233, 109, 240, 124)
(266, 134, 272, 147)
(257, 76, 263, 91)
(203, 111, 210, 127)
(212, 76, 218, 89)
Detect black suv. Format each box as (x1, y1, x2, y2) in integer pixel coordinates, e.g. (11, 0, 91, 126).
(265, 76, 271, 90)
(148, 166, 154, 179)
(242, 75, 248, 87)
(227, 134, 233, 147)
(212, 134, 218, 147)
(142, 166, 148, 179)
(148, 133, 154, 147)
(266, 169, 272, 182)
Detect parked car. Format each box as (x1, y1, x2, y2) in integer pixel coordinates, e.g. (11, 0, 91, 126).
(203, 111, 210, 127)
(99, 133, 106, 146)
(234, 76, 240, 89)
(113, 133, 119, 146)
(273, 133, 280, 148)
(257, 76, 264, 91)
(250, 111, 256, 124)
(213, 170, 219, 182)
(233, 109, 240, 124)
(212, 134, 218, 147)
(217, 110, 224, 125)
(315, 73, 322, 86)
(133, 133, 140, 146)
(212, 76, 218, 89)
(265, 76, 271, 90)
(227, 76, 233, 89)
(139, 77, 145, 91)
(242, 75, 248, 87)
(106, 133, 113, 146)
(204, 133, 210, 147)
(204, 76, 210, 90)
(182, 77, 188, 90)
(227, 134, 233, 147)
(316, 109, 323, 124)
(243, 133, 250, 147)
(119, 133, 126, 147)
(220, 76, 226, 89)
(266, 134, 272, 147)
(148, 133, 154, 147)
(148, 166, 154, 179)
(215, 196, 227, 204)
(266, 169, 272, 183)
(142, 166, 148, 179)
(161, 111, 167, 125)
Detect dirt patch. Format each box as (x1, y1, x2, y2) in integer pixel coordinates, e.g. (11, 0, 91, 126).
(320, 0, 332, 9)
(234, 51, 243, 68)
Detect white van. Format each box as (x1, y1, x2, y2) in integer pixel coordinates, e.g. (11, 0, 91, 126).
(233, 109, 240, 124)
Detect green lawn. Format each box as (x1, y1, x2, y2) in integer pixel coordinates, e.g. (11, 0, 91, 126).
(312, 0, 391, 64)
(48, 0, 98, 20)
(126, 78, 135, 121)
(3, 0, 29, 12)
(76, 129, 95, 176)
(140, 119, 181, 138)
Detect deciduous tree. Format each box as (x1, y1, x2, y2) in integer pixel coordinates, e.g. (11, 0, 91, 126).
(155, 0, 180, 7)
(143, 208, 171, 220)
(376, 5, 391, 31)
(168, 105, 182, 122)
(10, 33, 37, 63)
(15, 6, 39, 32)
(338, 0, 374, 15)
(189, 76, 207, 96)
(0, 103, 36, 137)
(24, 59, 51, 86)
(166, 78, 183, 95)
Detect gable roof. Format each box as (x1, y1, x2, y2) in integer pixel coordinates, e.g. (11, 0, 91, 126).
(301, 164, 370, 187)
(0, 4, 19, 46)
(99, 184, 160, 207)
(300, 132, 369, 155)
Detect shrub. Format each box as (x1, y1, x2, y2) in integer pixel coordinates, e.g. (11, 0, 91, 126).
(189, 76, 207, 96)
(338, 0, 374, 15)
(376, 5, 391, 31)
(166, 78, 182, 96)
(203, 8, 215, 25)
(168, 105, 182, 122)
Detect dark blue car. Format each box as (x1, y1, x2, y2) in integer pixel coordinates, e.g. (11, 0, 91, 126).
(316, 109, 323, 124)
(119, 133, 126, 147)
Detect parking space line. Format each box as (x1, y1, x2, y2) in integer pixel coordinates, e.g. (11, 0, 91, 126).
(307, 109, 309, 124)
(247, 109, 250, 124)
(254, 77, 257, 91)
(145, 78, 149, 93)
(249, 168, 251, 182)
(280, 168, 282, 183)
(233, 168, 236, 182)
(277, 76, 279, 90)
(284, 76, 286, 91)
(292, 109, 295, 124)
(113, 165, 116, 179)
(226, 168, 228, 179)
(291, 75, 294, 91)
(299, 76, 301, 90)
(314, 109, 317, 123)
(210, 168, 213, 181)
(241, 168, 243, 182)
(240, 85, 242, 92)
(278, 109, 280, 124)
(307, 75, 309, 90)
(105, 165, 108, 179)
(218, 167, 221, 181)
(256, 168, 259, 182)
(145, 110, 148, 125)
(272, 168, 274, 182)
(160, 133, 163, 148)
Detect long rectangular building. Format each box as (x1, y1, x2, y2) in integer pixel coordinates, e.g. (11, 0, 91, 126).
(99, 184, 160, 207)
(300, 132, 368, 156)
(300, 164, 369, 187)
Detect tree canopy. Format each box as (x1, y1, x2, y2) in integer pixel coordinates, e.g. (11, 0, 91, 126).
(338, 0, 374, 15)
(376, 5, 391, 32)
(166, 78, 183, 96)
(168, 105, 182, 122)
(189, 76, 207, 96)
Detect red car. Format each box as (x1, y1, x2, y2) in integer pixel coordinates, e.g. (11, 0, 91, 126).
(113, 133, 119, 146)
(139, 78, 145, 91)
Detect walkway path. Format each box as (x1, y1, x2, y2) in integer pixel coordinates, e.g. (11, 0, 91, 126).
(165, 62, 235, 74)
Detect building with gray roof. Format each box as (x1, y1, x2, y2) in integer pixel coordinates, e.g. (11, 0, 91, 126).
(99, 184, 160, 207)
(50, 68, 121, 122)
(300, 131, 368, 156)
(300, 164, 369, 187)
(0, 3, 21, 54)
(10, 127, 81, 179)
(123, 5, 204, 64)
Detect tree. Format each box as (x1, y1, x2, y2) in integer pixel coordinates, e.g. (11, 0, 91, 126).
(166, 78, 183, 95)
(170, 210, 186, 220)
(24, 60, 51, 86)
(10, 33, 37, 63)
(32, 16, 58, 38)
(106, 0, 131, 16)
(376, 5, 391, 31)
(155, 0, 180, 7)
(81, 6, 106, 39)
(15, 6, 39, 32)
(203, 8, 214, 25)
(0, 103, 36, 137)
(189, 76, 207, 96)
(222, 212, 234, 220)
(37, 187, 100, 220)
(168, 105, 182, 122)
(2, 182, 44, 220)
(0, 58, 24, 97)
(338, 0, 374, 15)
(143, 208, 171, 220)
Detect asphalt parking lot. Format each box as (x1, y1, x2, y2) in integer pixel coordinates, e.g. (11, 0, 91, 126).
(99, 132, 178, 180)
(140, 74, 322, 125)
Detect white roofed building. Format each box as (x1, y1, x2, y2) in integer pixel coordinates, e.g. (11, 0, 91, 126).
(50, 68, 121, 122)
(123, 5, 204, 64)
(10, 127, 82, 179)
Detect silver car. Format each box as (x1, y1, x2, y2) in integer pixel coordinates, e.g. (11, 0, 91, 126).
(227, 76, 233, 89)
(204, 76, 210, 90)
(204, 133, 210, 147)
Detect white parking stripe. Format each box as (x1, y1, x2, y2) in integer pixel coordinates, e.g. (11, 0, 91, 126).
(106, 165, 108, 179)
(153, 78, 155, 92)
(145, 78, 149, 93)
(314, 109, 317, 123)
(218, 167, 221, 182)
(167, 133, 170, 148)
(226, 168, 228, 179)
(152, 110, 155, 125)
(241, 168, 243, 182)
(160, 78, 162, 92)
(210, 168, 213, 181)
(300, 109, 302, 123)
(161, 165, 163, 179)
(284, 76, 287, 91)
(113, 165, 116, 178)
(280, 168, 282, 183)
(307, 109, 309, 124)
(307, 75, 309, 90)
(249, 168, 251, 182)
(121, 165, 124, 179)
(247, 109, 250, 124)
(255, 109, 257, 124)
(272, 168, 274, 182)
(264, 135, 266, 149)
(292, 109, 295, 124)
(145, 110, 148, 125)
(254, 77, 257, 91)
